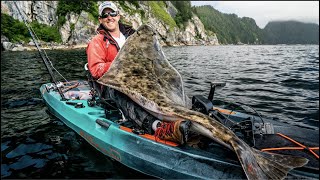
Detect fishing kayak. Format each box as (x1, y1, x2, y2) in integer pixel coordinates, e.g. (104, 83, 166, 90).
(40, 80, 319, 179)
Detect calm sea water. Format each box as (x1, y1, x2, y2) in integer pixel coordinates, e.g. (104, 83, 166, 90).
(1, 45, 319, 178)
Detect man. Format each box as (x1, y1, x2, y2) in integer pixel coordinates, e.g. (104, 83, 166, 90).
(86, 1, 190, 145)
(86, 1, 135, 79)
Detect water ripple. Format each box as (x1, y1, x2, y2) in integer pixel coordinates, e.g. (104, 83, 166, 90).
(164, 45, 319, 125)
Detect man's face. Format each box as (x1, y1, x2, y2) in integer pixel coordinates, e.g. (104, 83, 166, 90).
(99, 8, 120, 32)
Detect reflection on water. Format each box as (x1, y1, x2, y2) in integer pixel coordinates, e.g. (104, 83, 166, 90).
(1, 45, 319, 178)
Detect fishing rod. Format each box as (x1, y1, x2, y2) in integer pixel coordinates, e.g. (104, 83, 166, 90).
(13, 2, 67, 101)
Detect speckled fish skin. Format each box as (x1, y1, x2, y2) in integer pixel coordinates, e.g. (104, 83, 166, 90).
(97, 24, 308, 180)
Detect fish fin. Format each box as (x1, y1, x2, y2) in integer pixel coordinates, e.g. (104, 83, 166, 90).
(231, 139, 308, 180)
(252, 148, 309, 169)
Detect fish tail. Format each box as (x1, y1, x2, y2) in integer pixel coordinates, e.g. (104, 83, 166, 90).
(231, 139, 308, 180)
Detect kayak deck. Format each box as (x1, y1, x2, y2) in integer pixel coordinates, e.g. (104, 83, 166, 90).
(40, 80, 319, 179)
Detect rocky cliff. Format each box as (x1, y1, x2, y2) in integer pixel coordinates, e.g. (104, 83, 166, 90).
(1, 1, 219, 51)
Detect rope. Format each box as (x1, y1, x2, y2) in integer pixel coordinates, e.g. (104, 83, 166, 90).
(261, 133, 319, 159)
(62, 82, 80, 93)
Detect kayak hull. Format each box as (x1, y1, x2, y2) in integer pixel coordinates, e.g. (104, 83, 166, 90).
(40, 82, 246, 179)
(40, 80, 319, 179)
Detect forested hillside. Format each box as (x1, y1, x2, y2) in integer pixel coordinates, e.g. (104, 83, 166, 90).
(192, 5, 319, 45)
(170, 1, 192, 27)
(193, 5, 263, 44)
(263, 21, 319, 44)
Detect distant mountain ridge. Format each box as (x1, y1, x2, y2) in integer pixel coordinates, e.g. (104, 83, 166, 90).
(193, 5, 319, 45)
(263, 21, 319, 44)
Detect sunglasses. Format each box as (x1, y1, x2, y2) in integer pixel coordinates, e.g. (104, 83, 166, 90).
(100, 11, 118, 18)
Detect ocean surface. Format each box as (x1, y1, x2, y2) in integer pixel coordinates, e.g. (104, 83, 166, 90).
(1, 45, 319, 178)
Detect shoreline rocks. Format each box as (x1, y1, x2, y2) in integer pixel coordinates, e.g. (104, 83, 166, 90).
(1, 40, 218, 52)
(1, 41, 88, 52)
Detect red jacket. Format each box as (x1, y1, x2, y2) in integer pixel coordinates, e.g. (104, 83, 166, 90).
(86, 23, 135, 79)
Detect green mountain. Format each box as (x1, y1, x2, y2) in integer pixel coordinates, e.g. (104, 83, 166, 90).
(193, 5, 319, 45)
(192, 5, 263, 44)
(262, 21, 319, 44)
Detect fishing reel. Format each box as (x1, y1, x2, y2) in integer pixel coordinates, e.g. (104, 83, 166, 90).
(45, 82, 65, 92)
(56, 82, 64, 88)
(229, 119, 255, 146)
(87, 88, 97, 107)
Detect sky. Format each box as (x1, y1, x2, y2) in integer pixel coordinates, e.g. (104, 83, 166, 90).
(191, 1, 319, 28)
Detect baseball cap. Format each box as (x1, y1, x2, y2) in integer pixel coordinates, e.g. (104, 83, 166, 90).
(99, 1, 118, 16)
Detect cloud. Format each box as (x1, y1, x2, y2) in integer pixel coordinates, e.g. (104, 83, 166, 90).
(191, 1, 319, 28)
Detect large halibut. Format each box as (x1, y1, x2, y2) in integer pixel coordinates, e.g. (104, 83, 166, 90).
(97, 24, 308, 180)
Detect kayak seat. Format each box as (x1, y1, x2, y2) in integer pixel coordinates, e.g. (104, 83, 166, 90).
(84, 63, 117, 109)
(84, 63, 104, 97)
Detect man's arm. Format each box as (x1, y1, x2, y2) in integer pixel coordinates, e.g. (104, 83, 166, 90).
(86, 37, 112, 79)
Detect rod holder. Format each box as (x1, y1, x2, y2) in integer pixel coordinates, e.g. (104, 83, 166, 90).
(208, 82, 226, 101)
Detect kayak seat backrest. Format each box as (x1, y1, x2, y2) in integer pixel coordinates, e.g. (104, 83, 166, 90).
(84, 63, 120, 113)
(84, 63, 105, 98)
